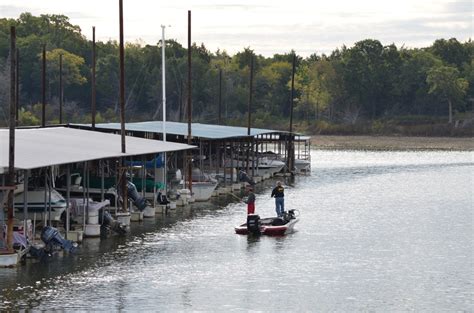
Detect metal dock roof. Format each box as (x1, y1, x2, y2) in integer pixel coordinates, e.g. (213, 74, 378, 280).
(0, 127, 195, 171)
(72, 121, 288, 140)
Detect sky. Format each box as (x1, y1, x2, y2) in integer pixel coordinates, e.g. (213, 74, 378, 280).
(1, 0, 472, 57)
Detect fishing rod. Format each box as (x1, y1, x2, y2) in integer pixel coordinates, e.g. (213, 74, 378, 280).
(225, 190, 243, 202)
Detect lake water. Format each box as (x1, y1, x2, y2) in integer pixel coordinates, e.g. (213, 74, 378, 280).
(0, 150, 472, 311)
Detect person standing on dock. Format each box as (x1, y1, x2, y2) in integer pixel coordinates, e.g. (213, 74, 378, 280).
(271, 181, 285, 217)
(245, 187, 256, 214)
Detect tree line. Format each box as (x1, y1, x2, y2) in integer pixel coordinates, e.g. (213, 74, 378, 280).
(0, 13, 472, 135)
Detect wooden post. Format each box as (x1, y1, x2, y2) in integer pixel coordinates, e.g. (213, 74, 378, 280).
(218, 68, 222, 125)
(6, 26, 17, 252)
(15, 48, 19, 126)
(66, 165, 70, 236)
(59, 53, 63, 124)
(187, 10, 193, 193)
(246, 54, 254, 173)
(230, 141, 234, 185)
(42, 44, 46, 127)
(119, 0, 127, 211)
(287, 53, 296, 174)
(223, 141, 227, 187)
(91, 26, 97, 129)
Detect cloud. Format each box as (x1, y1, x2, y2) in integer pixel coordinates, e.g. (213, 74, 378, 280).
(443, 0, 472, 14)
(193, 11, 472, 57)
(193, 4, 271, 10)
(0, 5, 30, 17)
(63, 11, 96, 19)
(1, 1, 471, 57)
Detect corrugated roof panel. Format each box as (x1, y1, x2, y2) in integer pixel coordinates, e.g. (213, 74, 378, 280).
(72, 121, 287, 139)
(0, 127, 195, 170)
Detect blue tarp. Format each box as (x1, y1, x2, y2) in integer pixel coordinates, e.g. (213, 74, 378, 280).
(125, 154, 164, 168)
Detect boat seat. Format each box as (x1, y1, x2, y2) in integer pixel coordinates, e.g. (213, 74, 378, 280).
(271, 218, 286, 226)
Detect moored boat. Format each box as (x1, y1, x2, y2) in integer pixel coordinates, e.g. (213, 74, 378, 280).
(176, 168, 218, 202)
(14, 188, 67, 222)
(235, 210, 299, 236)
(224, 157, 285, 177)
(294, 158, 311, 173)
(191, 180, 218, 201)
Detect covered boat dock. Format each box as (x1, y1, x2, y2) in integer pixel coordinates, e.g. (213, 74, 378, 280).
(0, 126, 195, 265)
(70, 121, 311, 182)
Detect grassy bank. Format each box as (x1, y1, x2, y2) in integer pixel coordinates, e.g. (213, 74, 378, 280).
(311, 135, 474, 151)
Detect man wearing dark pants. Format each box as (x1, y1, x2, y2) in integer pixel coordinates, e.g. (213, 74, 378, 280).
(271, 181, 284, 217)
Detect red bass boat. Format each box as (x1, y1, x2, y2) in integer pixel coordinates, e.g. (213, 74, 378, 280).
(235, 210, 299, 236)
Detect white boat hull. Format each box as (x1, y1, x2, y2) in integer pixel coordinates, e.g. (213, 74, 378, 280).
(294, 159, 311, 173)
(191, 181, 218, 201)
(0, 252, 20, 267)
(226, 158, 285, 177)
(14, 189, 67, 222)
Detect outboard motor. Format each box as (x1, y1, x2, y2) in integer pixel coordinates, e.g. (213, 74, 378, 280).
(41, 226, 77, 253)
(283, 209, 296, 221)
(99, 210, 128, 235)
(156, 191, 170, 205)
(118, 180, 148, 211)
(247, 214, 261, 235)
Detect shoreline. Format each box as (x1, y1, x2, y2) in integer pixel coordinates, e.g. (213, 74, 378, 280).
(310, 135, 474, 151)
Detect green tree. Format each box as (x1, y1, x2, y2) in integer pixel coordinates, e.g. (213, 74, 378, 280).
(431, 38, 469, 68)
(45, 48, 87, 86)
(257, 61, 292, 117)
(294, 59, 334, 121)
(341, 39, 385, 120)
(427, 65, 469, 123)
(397, 50, 442, 115)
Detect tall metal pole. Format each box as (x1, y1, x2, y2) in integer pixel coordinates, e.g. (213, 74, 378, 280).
(119, 0, 127, 211)
(92, 26, 96, 129)
(161, 25, 167, 141)
(42, 44, 46, 127)
(187, 10, 192, 193)
(161, 24, 167, 193)
(6, 26, 16, 252)
(218, 68, 222, 125)
(15, 48, 19, 126)
(246, 54, 254, 173)
(59, 53, 63, 124)
(288, 53, 296, 174)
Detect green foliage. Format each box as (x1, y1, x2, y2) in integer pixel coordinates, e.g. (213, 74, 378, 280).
(427, 66, 468, 99)
(45, 48, 87, 85)
(430, 38, 470, 68)
(18, 107, 39, 126)
(0, 13, 473, 136)
(427, 65, 469, 123)
(371, 120, 385, 133)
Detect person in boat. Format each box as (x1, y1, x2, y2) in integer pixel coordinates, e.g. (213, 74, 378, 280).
(271, 181, 284, 217)
(239, 170, 256, 185)
(156, 189, 170, 205)
(244, 187, 256, 215)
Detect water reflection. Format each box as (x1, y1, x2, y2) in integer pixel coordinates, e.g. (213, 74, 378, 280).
(0, 150, 472, 311)
(246, 235, 261, 251)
